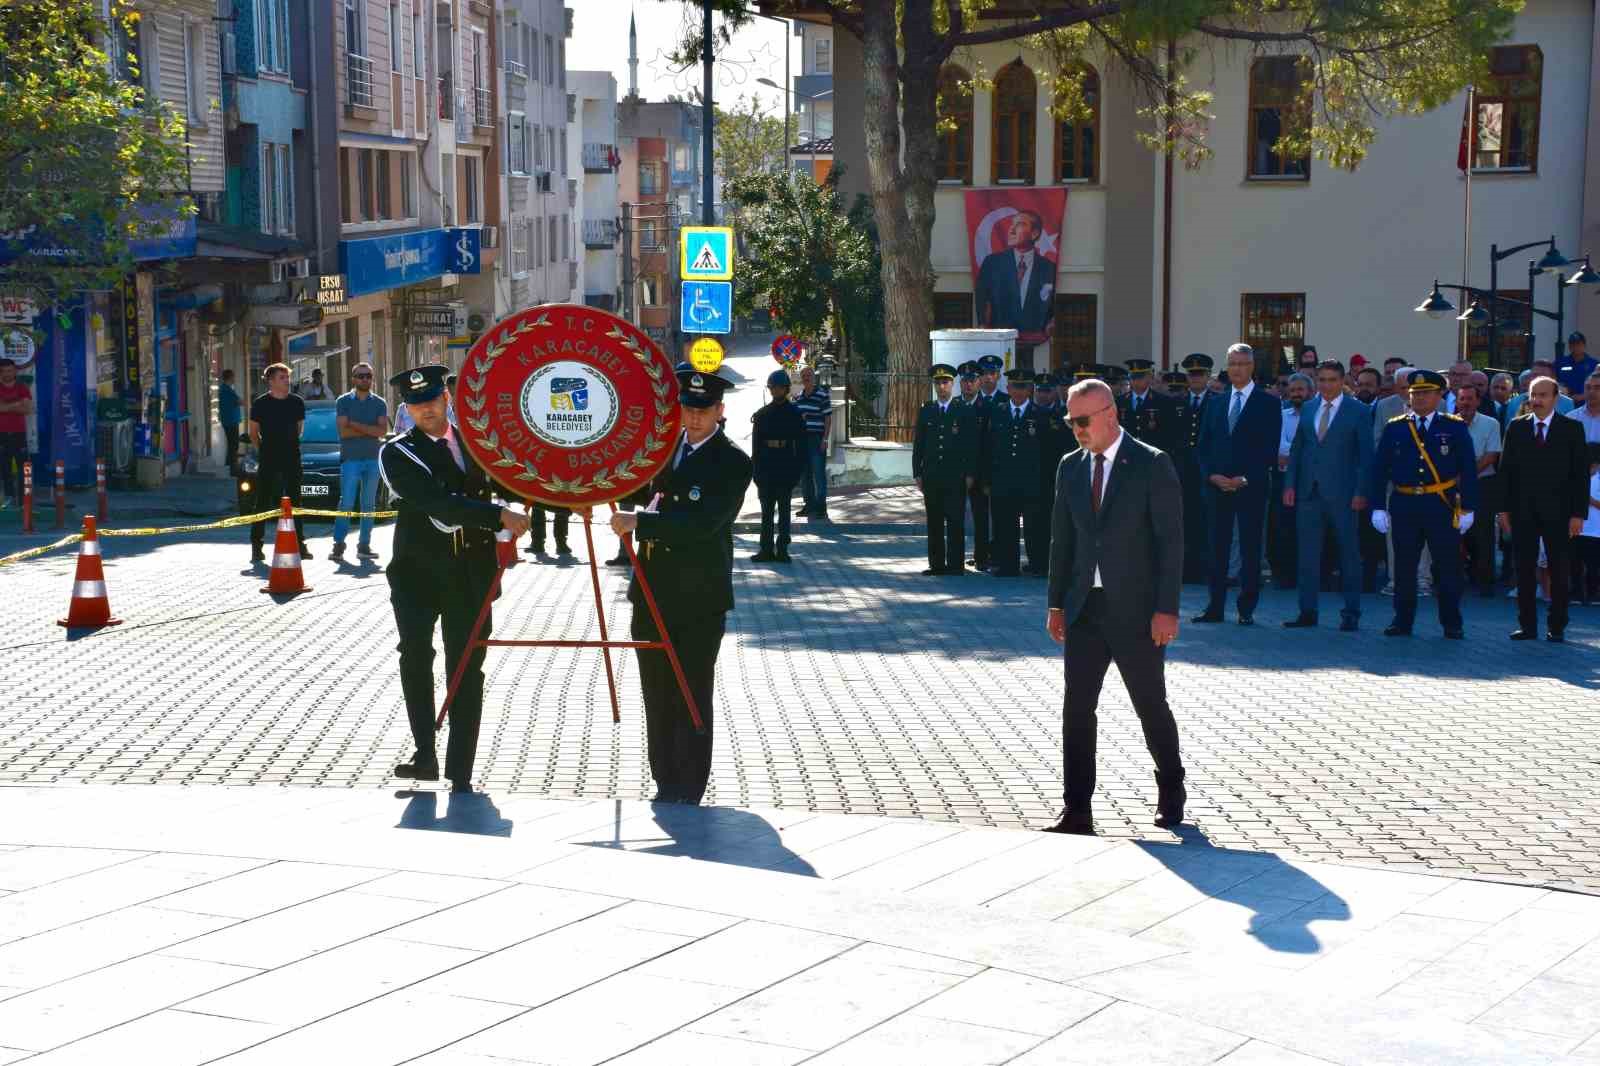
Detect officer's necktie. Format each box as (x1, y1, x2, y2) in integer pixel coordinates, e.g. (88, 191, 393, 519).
(1537, 420, 1547, 446)
(674, 437, 691, 469)
(1317, 402, 1332, 442)
(1092, 453, 1106, 513)
(1228, 391, 1243, 432)
(1012, 405, 1021, 420)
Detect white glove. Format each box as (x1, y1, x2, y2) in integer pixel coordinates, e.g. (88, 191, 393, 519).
(1457, 511, 1474, 534)
(1371, 509, 1390, 535)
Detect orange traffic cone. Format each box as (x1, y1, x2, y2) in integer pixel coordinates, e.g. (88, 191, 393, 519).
(260, 497, 312, 595)
(57, 516, 121, 629)
(495, 525, 519, 569)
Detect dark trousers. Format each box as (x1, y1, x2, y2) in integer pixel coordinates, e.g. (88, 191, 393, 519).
(222, 422, 240, 471)
(1575, 536, 1600, 601)
(1205, 483, 1267, 615)
(967, 482, 991, 567)
(1513, 516, 1574, 634)
(0, 431, 26, 502)
(989, 492, 1027, 574)
(1062, 589, 1184, 811)
(529, 505, 569, 550)
(632, 608, 725, 804)
(1296, 491, 1362, 619)
(758, 482, 794, 554)
(1025, 497, 1051, 572)
(1391, 500, 1463, 631)
(250, 464, 305, 549)
(1464, 476, 1500, 591)
(922, 482, 965, 571)
(390, 576, 492, 783)
(1359, 507, 1387, 591)
(1269, 470, 1297, 588)
(1180, 459, 1209, 583)
(800, 434, 827, 513)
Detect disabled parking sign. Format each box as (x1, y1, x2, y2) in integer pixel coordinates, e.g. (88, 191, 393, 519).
(680, 281, 732, 335)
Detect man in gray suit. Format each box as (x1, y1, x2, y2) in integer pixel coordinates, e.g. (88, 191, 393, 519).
(1043, 379, 1186, 836)
(1283, 359, 1375, 631)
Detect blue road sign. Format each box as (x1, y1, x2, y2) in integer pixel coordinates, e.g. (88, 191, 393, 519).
(680, 281, 733, 335)
(680, 226, 734, 281)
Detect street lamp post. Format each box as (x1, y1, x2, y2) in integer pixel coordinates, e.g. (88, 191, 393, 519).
(1415, 280, 1565, 361)
(1486, 237, 1569, 365)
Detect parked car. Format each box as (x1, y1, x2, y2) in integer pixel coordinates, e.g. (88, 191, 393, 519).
(236, 402, 391, 517)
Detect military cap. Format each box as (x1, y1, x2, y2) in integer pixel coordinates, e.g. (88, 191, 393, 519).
(1006, 366, 1035, 385)
(1034, 371, 1059, 389)
(1408, 368, 1447, 392)
(1163, 369, 1187, 386)
(1125, 358, 1155, 377)
(977, 354, 1004, 373)
(957, 360, 979, 380)
(675, 362, 735, 408)
(929, 362, 958, 381)
(1103, 365, 1129, 384)
(389, 364, 450, 404)
(767, 369, 791, 388)
(1181, 353, 1214, 373)
(1072, 364, 1101, 381)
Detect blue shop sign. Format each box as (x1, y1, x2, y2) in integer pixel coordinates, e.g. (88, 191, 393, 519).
(0, 203, 196, 265)
(340, 228, 483, 298)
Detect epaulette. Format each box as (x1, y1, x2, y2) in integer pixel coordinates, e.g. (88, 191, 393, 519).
(1387, 413, 1410, 423)
(1440, 412, 1464, 422)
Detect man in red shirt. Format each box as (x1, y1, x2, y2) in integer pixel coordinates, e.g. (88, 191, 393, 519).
(0, 359, 33, 507)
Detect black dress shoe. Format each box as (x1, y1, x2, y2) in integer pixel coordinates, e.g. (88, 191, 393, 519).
(1383, 624, 1412, 637)
(1191, 611, 1223, 624)
(1339, 618, 1359, 632)
(298, 545, 314, 560)
(774, 552, 792, 563)
(605, 555, 630, 568)
(1509, 629, 1537, 641)
(1237, 613, 1254, 626)
(991, 569, 1021, 578)
(251, 547, 266, 563)
(1042, 811, 1095, 835)
(752, 552, 777, 562)
(1154, 776, 1186, 828)
(1282, 613, 1317, 629)
(921, 567, 943, 575)
(1444, 629, 1464, 640)
(1547, 631, 1566, 643)
(395, 758, 440, 781)
(449, 781, 475, 795)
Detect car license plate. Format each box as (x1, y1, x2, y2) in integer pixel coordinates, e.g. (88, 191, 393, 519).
(301, 484, 330, 496)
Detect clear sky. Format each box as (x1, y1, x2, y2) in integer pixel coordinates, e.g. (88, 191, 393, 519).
(566, 1, 800, 119)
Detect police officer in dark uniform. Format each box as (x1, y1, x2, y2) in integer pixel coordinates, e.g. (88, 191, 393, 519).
(610, 365, 752, 805)
(985, 366, 1047, 576)
(1161, 369, 1186, 397)
(1173, 353, 1213, 583)
(964, 355, 1004, 571)
(1366, 368, 1479, 639)
(380, 365, 530, 792)
(1118, 358, 1177, 453)
(751, 368, 806, 563)
(1032, 371, 1072, 568)
(913, 362, 978, 575)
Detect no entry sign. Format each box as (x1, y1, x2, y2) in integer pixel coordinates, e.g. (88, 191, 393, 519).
(772, 334, 802, 365)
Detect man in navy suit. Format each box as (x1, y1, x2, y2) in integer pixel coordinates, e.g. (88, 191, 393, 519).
(1282, 359, 1375, 631)
(1194, 343, 1282, 625)
(975, 211, 1056, 370)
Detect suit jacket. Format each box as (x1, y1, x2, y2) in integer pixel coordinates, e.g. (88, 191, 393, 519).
(629, 429, 754, 618)
(975, 248, 1054, 335)
(1285, 395, 1375, 503)
(1048, 433, 1184, 631)
(985, 400, 1049, 496)
(1118, 388, 1178, 454)
(1197, 385, 1282, 484)
(1372, 394, 1408, 443)
(1498, 413, 1589, 523)
(913, 399, 979, 488)
(751, 399, 806, 488)
(378, 427, 503, 590)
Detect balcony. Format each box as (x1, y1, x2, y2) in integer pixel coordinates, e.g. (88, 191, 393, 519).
(454, 92, 471, 143)
(582, 218, 617, 249)
(345, 52, 375, 110)
(582, 143, 616, 173)
(473, 86, 492, 129)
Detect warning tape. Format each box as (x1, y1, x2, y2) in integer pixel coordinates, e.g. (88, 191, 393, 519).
(0, 508, 400, 567)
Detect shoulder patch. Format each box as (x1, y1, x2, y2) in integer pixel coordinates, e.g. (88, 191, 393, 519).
(1441, 412, 1464, 422)
(1388, 413, 1410, 423)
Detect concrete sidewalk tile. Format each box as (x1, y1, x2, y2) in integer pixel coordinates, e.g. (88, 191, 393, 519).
(1473, 976, 1600, 1042)
(789, 820, 961, 879)
(0, 852, 264, 940)
(604, 1030, 810, 1065)
(834, 826, 1041, 894)
(909, 836, 1111, 907)
(385, 883, 617, 952)
(152, 860, 382, 918)
(15, 1008, 279, 1066)
(1544, 940, 1600, 988)
(913, 969, 1110, 1038)
(1053, 876, 1216, 937)
(1215, 1039, 1338, 1064)
(0, 1049, 29, 1066)
(846, 942, 985, 978)
(162, 888, 443, 970)
(806, 1014, 1041, 1065)
(0, 847, 146, 892)
(1404, 878, 1547, 925)
(0, 903, 234, 989)
(634, 919, 856, 990)
(0, 954, 259, 1052)
(181, 936, 479, 1027)
(1008, 1001, 1247, 1065)
(350, 871, 510, 906)
(1338, 912, 1492, 961)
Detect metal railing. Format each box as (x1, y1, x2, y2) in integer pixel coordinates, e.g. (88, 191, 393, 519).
(454, 91, 471, 143)
(346, 52, 375, 109)
(841, 370, 928, 441)
(473, 86, 492, 128)
(582, 218, 617, 248)
(582, 142, 614, 172)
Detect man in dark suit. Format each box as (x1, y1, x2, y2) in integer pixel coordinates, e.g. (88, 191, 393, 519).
(985, 367, 1048, 576)
(610, 365, 753, 804)
(380, 365, 531, 793)
(975, 211, 1056, 370)
(913, 362, 979, 574)
(1194, 343, 1282, 625)
(1173, 353, 1213, 583)
(1043, 379, 1185, 835)
(1497, 375, 1590, 642)
(1283, 359, 1374, 631)
(1117, 358, 1177, 453)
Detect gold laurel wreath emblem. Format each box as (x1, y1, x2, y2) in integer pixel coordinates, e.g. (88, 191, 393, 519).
(461, 314, 675, 497)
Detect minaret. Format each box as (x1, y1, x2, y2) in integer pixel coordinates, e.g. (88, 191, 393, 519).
(627, 12, 639, 99)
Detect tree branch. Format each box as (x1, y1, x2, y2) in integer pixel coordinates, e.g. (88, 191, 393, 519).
(948, 2, 1124, 47)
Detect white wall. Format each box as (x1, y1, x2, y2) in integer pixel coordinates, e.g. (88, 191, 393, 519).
(573, 70, 619, 304)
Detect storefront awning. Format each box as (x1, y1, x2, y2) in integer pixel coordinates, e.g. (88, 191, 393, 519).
(195, 222, 313, 261)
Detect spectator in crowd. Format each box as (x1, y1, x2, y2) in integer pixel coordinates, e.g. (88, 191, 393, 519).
(1270, 372, 1312, 589)
(792, 364, 833, 520)
(1490, 372, 1516, 423)
(331, 362, 388, 562)
(1373, 367, 1413, 432)
(1556, 331, 1599, 397)
(1297, 345, 1319, 373)
(1455, 383, 1503, 597)
(248, 363, 309, 563)
(302, 368, 331, 400)
(218, 369, 242, 472)
(1283, 360, 1373, 630)
(1355, 367, 1382, 404)
(1443, 360, 1474, 413)
(1506, 360, 1575, 419)
(1569, 369, 1600, 444)
(1499, 376, 1590, 642)
(1576, 442, 1600, 605)
(0, 358, 32, 508)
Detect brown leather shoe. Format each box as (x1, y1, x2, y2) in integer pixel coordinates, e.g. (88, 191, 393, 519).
(1041, 811, 1095, 835)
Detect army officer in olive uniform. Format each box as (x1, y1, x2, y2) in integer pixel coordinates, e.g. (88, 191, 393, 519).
(913, 362, 978, 574)
(610, 365, 752, 805)
(986, 366, 1050, 576)
(380, 364, 530, 793)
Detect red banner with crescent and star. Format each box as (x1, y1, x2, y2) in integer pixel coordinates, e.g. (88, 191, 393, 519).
(963, 188, 1067, 348)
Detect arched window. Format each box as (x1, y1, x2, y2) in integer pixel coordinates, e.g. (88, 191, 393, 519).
(1054, 66, 1100, 183)
(991, 60, 1036, 184)
(935, 65, 973, 184)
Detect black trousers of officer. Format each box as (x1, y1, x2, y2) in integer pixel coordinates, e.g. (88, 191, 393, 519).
(528, 505, 569, 550)
(989, 491, 1028, 574)
(1390, 497, 1463, 632)
(923, 481, 965, 571)
(1179, 458, 1209, 583)
(251, 463, 305, 549)
(391, 573, 493, 783)
(967, 481, 991, 567)
(632, 608, 725, 804)
(1025, 495, 1051, 572)
(758, 479, 795, 554)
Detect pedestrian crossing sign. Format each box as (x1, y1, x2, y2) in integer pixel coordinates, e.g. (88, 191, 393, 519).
(680, 226, 734, 281)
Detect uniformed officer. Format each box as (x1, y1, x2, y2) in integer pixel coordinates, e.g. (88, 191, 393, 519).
(956, 360, 981, 405)
(1161, 369, 1186, 397)
(1173, 354, 1213, 583)
(913, 362, 978, 575)
(380, 364, 530, 792)
(1367, 368, 1479, 638)
(750, 369, 807, 563)
(965, 355, 1005, 571)
(985, 366, 1048, 576)
(1118, 358, 1177, 452)
(610, 365, 752, 805)
(1033, 371, 1073, 566)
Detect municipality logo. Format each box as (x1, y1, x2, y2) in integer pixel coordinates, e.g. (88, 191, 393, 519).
(549, 377, 589, 412)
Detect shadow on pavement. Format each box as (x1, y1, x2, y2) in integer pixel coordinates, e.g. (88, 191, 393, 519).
(574, 800, 819, 877)
(395, 790, 514, 837)
(1138, 826, 1348, 954)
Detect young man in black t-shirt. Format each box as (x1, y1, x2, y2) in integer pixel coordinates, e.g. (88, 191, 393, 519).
(249, 362, 309, 562)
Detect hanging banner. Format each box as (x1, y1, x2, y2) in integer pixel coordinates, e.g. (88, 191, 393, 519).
(963, 188, 1067, 351)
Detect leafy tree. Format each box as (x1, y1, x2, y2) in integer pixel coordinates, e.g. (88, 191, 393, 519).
(714, 94, 789, 199)
(0, 0, 194, 308)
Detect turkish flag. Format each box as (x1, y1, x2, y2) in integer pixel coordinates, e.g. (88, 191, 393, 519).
(1457, 94, 1472, 172)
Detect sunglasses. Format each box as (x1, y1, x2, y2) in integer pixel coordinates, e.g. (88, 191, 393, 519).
(1069, 404, 1112, 429)
(353, 373, 372, 379)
